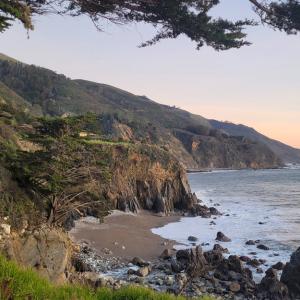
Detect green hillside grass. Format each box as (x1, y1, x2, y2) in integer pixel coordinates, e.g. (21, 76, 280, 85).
(0, 256, 214, 300)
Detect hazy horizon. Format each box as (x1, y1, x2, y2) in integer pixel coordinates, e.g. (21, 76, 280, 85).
(0, 0, 299, 148)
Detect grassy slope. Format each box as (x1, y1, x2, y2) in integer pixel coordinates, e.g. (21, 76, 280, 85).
(0, 256, 213, 300)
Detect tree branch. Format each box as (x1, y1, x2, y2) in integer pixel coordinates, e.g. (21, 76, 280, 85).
(248, 0, 272, 14)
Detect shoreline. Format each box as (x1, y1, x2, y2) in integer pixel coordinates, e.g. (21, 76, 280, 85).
(67, 171, 297, 299)
(186, 166, 285, 173)
(70, 210, 181, 262)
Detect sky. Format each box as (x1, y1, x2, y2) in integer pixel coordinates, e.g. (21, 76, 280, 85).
(0, 0, 299, 148)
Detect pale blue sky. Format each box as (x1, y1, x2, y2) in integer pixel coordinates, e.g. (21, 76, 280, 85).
(0, 0, 299, 147)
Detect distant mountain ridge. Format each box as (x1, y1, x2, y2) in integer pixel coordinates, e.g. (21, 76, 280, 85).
(209, 120, 300, 164)
(0, 53, 291, 168)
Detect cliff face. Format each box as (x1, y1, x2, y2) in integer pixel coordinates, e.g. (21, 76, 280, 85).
(104, 146, 197, 214)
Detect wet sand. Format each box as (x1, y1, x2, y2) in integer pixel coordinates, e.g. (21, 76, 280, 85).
(69, 210, 181, 261)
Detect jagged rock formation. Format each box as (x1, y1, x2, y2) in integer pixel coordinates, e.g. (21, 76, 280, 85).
(258, 268, 289, 300)
(106, 149, 197, 214)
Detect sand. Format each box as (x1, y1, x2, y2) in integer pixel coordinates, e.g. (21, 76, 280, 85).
(69, 210, 181, 262)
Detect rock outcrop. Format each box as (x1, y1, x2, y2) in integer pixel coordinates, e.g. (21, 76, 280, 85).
(258, 268, 289, 300)
(281, 247, 300, 298)
(0, 225, 73, 284)
(105, 146, 197, 215)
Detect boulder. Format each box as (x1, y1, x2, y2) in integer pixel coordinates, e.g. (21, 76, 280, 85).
(188, 236, 198, 242)
(257, 244, 270, 251)
(213, 244, 229, 253)
(240, 256, 251, 263)
(204, 250, 224, 267)
(127, 269, 136, 275)
(209, 207, 221, 215)
(228, 270, 243, 281)
(80, 272, 113, 288)
(165, 276, 175, 286)
(216, 232, 231, 242)
(0, 224, 11, 235)
(160, 249, 172, 260)
(229, 282, 241, 293)
(247, 258, 261, 268)
(214, 256, 243, 281)
(131, 257, 149, 267)
(246, 240, 256, 245)
(190, 204, 211, 218)
(176, 249, 192, 262)
(136, 266, 150, 277)
(72, 256, 92, 272)
(227, 255, 244, 273)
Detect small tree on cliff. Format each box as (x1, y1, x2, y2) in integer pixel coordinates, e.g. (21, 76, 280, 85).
(0, 0, 299, 50)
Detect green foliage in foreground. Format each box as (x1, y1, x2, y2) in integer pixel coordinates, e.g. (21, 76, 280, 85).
(0, 256, 214, 300)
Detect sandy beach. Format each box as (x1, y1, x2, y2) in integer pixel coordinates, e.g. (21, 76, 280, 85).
(70, 210, 181, 262)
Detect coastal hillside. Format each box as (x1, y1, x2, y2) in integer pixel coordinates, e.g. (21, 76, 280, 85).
(210, 120, 300, 164)
(0, 80, 215, 291)
(0, 54, 282, 169)
(0, 54, 298, 300)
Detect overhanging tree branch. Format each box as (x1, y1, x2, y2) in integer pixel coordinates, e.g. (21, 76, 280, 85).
(1, 0, 299, 49)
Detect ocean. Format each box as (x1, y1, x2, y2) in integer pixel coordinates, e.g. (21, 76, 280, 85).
(152, 167, 300, 280)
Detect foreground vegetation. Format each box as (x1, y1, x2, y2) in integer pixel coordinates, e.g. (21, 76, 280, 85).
(0, 256, 214, 300)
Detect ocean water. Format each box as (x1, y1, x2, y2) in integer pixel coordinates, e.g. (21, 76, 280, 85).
(152, 168, 300, 279)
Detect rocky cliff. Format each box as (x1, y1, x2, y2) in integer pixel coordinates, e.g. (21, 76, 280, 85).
(105, 145, 196, 214)
(0, 105, 204, 231)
